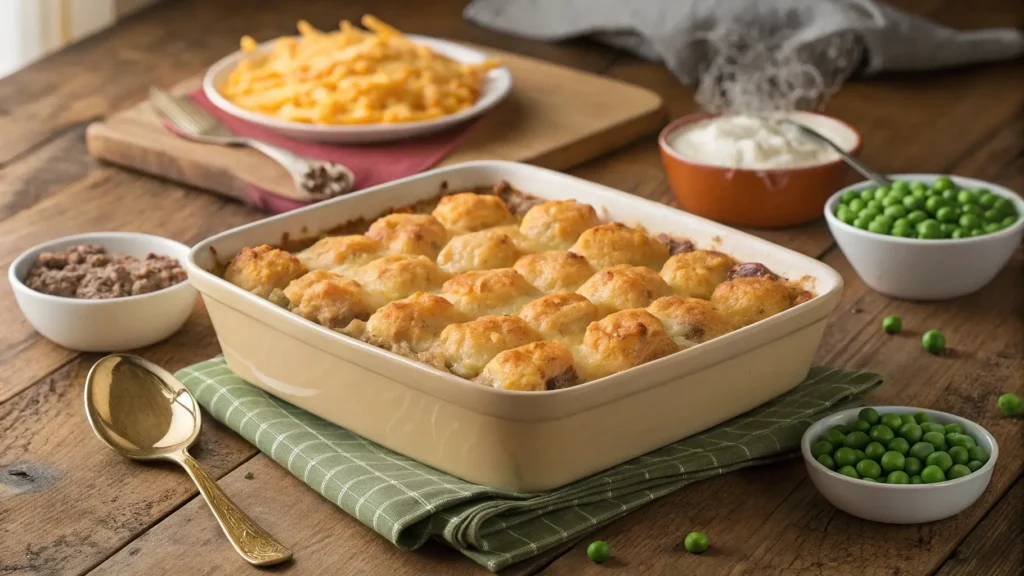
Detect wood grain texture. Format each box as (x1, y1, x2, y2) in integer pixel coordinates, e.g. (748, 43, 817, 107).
(85, 51, 666, 203)
(934, 477, 1024, 576)
(0, 307, 258, 576)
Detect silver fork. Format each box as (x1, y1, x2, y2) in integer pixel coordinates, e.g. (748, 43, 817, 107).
(149, 86, 354, 201)
(780, 119, 892, 188)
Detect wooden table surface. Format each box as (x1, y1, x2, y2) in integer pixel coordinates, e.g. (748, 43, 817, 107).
(1, 1, 1021, 575)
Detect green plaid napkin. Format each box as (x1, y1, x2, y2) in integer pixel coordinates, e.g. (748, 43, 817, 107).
(178, 358, 880, 572)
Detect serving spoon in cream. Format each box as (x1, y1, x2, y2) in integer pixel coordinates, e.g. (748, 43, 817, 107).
(84, 354, 291, 566)
(781, 119, 893, 188)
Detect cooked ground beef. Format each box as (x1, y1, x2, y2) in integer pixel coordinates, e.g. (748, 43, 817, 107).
(24, 244, 187, 299)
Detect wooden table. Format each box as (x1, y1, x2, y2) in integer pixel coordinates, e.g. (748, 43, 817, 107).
(1, 1, 1021, 575)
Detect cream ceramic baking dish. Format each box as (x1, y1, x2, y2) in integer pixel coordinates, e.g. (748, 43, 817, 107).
(187, 161, 843, 493)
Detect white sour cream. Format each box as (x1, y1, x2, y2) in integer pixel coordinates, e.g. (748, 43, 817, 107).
(667, 113, 854, 170)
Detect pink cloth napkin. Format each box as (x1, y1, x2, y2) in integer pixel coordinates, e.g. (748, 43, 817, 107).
(186, 89, 478, 213)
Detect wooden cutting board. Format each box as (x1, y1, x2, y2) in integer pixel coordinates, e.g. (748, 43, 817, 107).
(86, 46, 666, 206)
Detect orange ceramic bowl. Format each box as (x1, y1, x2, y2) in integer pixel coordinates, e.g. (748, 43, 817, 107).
(659, 112, 862, 228)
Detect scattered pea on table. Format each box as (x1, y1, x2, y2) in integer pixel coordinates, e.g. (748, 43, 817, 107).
(922, 330, 946, 354)
(882, 315, 902, 334)
(684, 532, 710, 554)
(587, 540, 611, 563)
(998, 393, 1023, 416)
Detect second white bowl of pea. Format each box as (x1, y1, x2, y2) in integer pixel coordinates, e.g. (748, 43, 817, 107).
(801, 406, 997, 524)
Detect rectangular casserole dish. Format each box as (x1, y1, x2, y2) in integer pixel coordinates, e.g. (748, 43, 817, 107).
(187, 160, 843, 493)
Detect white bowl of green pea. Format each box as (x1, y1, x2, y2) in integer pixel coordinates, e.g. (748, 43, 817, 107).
(801, 406, 998, 524)
(824, 175, 1024, 300)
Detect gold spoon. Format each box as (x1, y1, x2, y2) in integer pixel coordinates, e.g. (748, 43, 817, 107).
(84, 354, 292, 566)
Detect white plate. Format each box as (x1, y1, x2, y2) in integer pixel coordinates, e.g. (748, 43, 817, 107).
(202, 34, 512, 144)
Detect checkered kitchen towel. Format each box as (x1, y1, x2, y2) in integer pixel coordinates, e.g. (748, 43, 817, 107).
(178, 358, 880, 572)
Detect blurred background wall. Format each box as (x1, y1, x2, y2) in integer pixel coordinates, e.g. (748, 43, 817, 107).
(0, 0, 163, 79)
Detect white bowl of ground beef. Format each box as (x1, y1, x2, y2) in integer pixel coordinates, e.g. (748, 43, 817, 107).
(8, 232, 196, 352)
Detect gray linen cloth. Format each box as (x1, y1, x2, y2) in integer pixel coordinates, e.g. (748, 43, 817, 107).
(464, 0, 1024, 85)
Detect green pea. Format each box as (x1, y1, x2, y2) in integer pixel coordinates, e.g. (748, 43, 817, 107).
(851, 419, 871, 433)
(861, 477, 878, 483)
(860, 208, 881, 221)
(860, 189, 875, 201)
(837, 465, 859, 479)
(868, 219, 892, 234)
(963, 204, 984, 217)
(854, 449, 867, 463)
(893, 227, 918, 238)
(926, 451, 953, 472)
(848, 198, 866, 213)
(992, 197, 1011, 215)
(936, 206, 960, 223)
(853, 217, 871, 230)
(1002, 215, 1019, 228)
(879, 195, 899, 208)
(970, 228, 985, 237)
(866, 199, 884, 212)
(946, 433, 974, 448)
(883, 205, 907, 219)
(979, 192, 997, 208)
(836, 208, 854, 224)
(898, 423, 923, 443)
(902, 195, 924, 211)
(683, 532, 709, 554)
(983, 208, 1002, 222)
(933, 176, 954, 191)
(948, 446, 970, 465)
(967, 446, 989, 464)
(880, 413, 903, 431)
(944, 423, 963, 434)
(587, 540, 611, 563)
(958, 213, 980, 229)
(956, 190, 976, 204)
(841, 190, 860, 204)
(899, 414, 916, 426)
(892, 180, 910, 191)
(864, 441, 886, 461)
(984, 222, 1002, 234)
(950, 228, 968, 239)
(856, 459, 882, 479)
(874, 187, 891, 198)
(811, 441, 834, 458)
(816, 454, 835, 470)
(917, 219, 942, 239)
(823, 429, 846, 446)
(834, 447, 858, 468)
(888, 437, 910, 456)
(869, 425, 895, 445)
(925, 196, 945, 214)
(882, 315, 901, 334)
(914, 412, 930, 424)
(941, 189, 958, 202)
(858, 408, 880, 425)
(904, 456, 923, 477)
(947, 464, 971, 480)
(886, 471, 910, 484)
(921, 422, 946, 435)
(920, 465, 946, 483)
(998, 392, 1023, 416)
(906, 210, 929, 225)
(967, 460, 983, 472)
(922, 431, 947, 451)
(909, 442, 936, 461)
(910, 475, 923, 484)
(880, 451, 905, 473)
(939, 222, 957, 237)
(910, 181, 927, 194)
(831, 424, 851, 435)
(922, 330, 945, 354)
(844, 431, 871, 450)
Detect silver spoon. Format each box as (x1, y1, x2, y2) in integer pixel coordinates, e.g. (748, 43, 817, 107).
(781, 119, 893, 188)
(84, 354, 292, 566)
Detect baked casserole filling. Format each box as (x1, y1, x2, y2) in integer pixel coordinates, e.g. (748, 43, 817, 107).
(221, 182, 814, 391)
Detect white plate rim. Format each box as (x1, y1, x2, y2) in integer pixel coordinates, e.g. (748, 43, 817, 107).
(201, 34, 512, 138)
